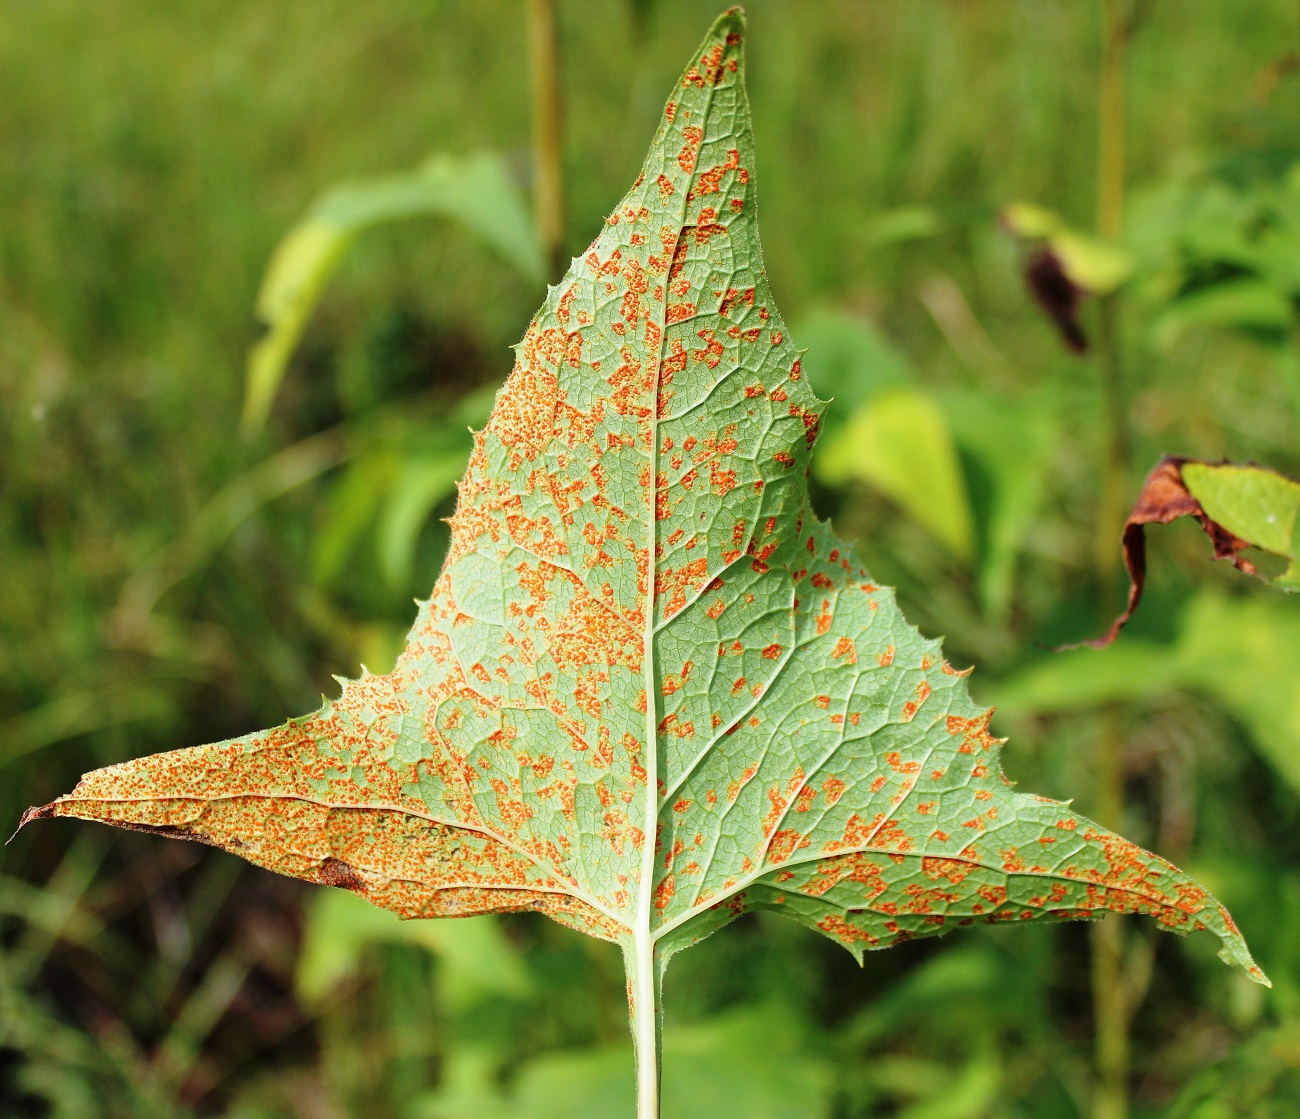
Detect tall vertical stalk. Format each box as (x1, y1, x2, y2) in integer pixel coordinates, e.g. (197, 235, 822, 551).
(1091, 2, 1139, 1118)
(1090, 714, 1130, 1119)
(527, 0, 567, 280)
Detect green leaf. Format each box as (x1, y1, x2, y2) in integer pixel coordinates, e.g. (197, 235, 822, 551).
(375, 451, 466, 591)
(1183, 461, 1300, 590)
(861, 204, 946, 247)
(817, 387, 976, 561)
(1002, 201, 1133, 294)
(895, 1051, 999, 1119)
(297, 887, 529, 1011)
(22, 9, 1270, 1114)
(995, 589, 1300, 799)
(1152, 280, 1292, 351)
(990, 640, 1179, 717)
(944, 388, 1058, 619)
(244, 152, 543, 434)
(310, 389, 494, 594)
(415, 1012, 831, 1119)
(795, 308, 910, 426)
(1178, 592, 1300, 794)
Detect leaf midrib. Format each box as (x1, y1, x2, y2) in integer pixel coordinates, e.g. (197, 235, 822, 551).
(638, 55, 729, 955)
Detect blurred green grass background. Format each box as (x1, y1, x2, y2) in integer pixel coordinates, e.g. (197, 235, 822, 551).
(4, 1, 1300, 1116)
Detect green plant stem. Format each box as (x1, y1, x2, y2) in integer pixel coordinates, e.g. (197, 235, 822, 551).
(1096, 9, 1126, 242)
(627, 939, 661, 1119)
(527, 0, 567, 280)
(1091, 4, 1138, 1119)
(1090, 708, 1131, 1119)
(1093, 296, 1131, 590)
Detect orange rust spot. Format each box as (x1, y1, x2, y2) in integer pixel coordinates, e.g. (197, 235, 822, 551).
(654, 875, 676, 909)
(727, 764, 758, 802)
(946, 710, 999, 755)
(768, 828, 810, 863)
(719, 287, 755, 316)
(817, 914, 877, 946)
(697, 148, 741, 194)
(885, 752, 921, 775)
(682, 44, 726, 89)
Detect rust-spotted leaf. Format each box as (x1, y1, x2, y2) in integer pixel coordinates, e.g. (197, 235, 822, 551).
(20, 9, 1267, 1118)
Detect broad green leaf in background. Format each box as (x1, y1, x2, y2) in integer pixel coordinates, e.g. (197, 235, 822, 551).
(375, 451, 469, 590)
(1178, 592, 1300, 792)
(1184, 461, 1300, 590)
(892, 1052, 999, 1119)
(801, 310, 978, 564)
(297, 889, 529, 1012)
(817, 387, 976, 562)
(310, 386, 495, 596)
(310, 444, 469, 595)
(1151, 279, 1292, 352)
(859, 204, 946, 248)
(244, 151, 544, 434)
(799, 313, 1055, 615)
(21, 10, 1268, 1117)
(795, 308, 910, 426)
(995, 589, 1300, 800)
(414, 1012, 831, 1119)
(943, 388, 1059, 620)
(1126, 163, 1300, 353)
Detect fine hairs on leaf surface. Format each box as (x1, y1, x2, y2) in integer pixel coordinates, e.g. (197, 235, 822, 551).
(18, 8, 1268, 1116)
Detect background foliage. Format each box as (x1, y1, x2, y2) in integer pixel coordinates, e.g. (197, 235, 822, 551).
(3, 1, 1300, 1116)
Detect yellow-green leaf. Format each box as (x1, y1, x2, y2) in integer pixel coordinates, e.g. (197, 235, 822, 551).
(1184, 461, 1300, 590)
(244, 152, 543, 434)
(817, 387, 975, 562)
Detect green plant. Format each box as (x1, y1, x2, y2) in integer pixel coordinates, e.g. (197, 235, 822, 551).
(14, 10, 1276, 1119)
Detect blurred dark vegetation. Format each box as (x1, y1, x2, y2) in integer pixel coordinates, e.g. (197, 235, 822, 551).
(3, 1, 1300, 1116)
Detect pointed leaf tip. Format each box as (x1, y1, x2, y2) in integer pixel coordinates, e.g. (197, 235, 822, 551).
(8, 803, 53, 845)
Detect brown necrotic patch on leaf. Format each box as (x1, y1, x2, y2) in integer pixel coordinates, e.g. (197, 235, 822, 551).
(1074, 455, 1262, 649)
(318, 856, 367, 892)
